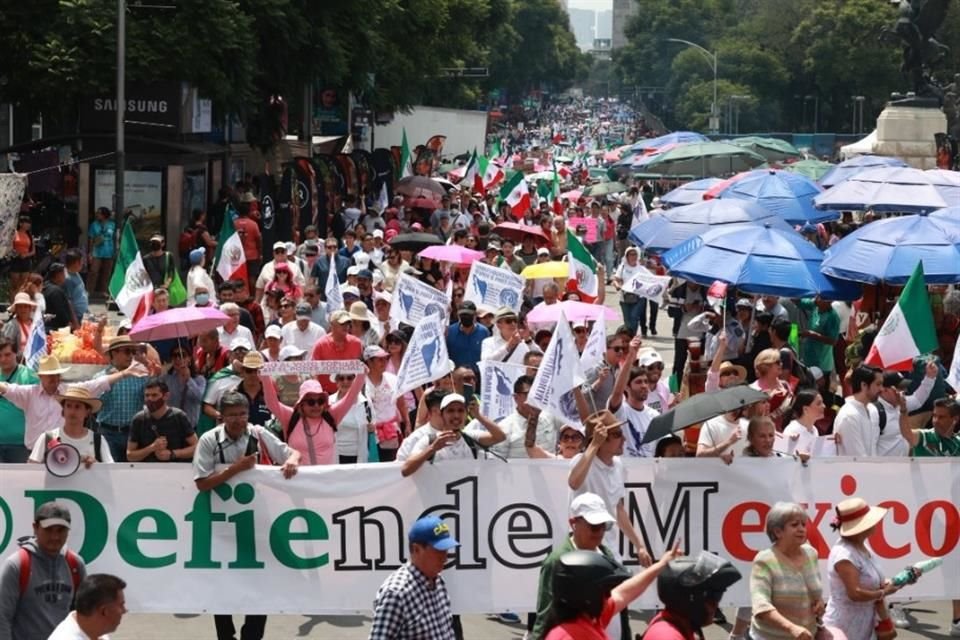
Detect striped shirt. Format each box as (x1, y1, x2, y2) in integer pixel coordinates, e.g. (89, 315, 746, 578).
(750, 545, 822, 640)
(96, 367, 147, 427)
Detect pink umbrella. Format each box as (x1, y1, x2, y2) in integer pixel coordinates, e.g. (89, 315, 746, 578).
(129, 306, 230, 342)
(525, 300, 618, 324)
(562, 189, 583, 202)
(418, 245, 485, 264)
(493, 222, 551, 246)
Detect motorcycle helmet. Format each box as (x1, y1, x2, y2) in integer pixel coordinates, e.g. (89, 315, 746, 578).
(657, 551, 742, 630)
(553, 550, 632, 619)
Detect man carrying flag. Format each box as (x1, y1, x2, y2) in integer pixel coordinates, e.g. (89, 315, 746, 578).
(566, 228, 603, 303)
(482, 152, 505, 192)
(108, 223, 154, 325)
(215, 218, 249, 296)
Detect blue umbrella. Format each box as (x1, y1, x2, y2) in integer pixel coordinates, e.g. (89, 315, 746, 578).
(819, 154, 908, 188)
(662, 224, 862, 299)
(660, 178, 723, 207)
(631, 131, 708, 153)
(820, 207, 960, 285)
(813, 167, 956, 214)
(629, 199, 796, 253)
(715, 169, 837, 225)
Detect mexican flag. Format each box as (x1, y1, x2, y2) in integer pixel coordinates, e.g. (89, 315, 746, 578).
(489, 139, 502, 162)
(399, 128, 414, 179)
(567, 229, 599, 299)
(550, 162, 563, 215)
(865, 262, 938, 371)
(499, 171, 531, 219)
(109, 222, 153, 323)
(482, 156, 505, 191)
(216, 229, 248, 285)
(462, 150, 484, 194)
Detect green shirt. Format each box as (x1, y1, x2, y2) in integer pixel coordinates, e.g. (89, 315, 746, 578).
(799, 299, 839, 373)
(0, 365, 40, 445)
(911, 429, 960, 457)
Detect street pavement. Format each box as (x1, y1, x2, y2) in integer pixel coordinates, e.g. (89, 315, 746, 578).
(94, 288, 955, 639)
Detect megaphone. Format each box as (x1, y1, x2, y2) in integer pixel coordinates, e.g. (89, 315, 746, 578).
(45, 443, 81, 478)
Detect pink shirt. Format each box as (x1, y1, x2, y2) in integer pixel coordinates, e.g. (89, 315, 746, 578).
(262, 374, 365, 465)
(545, 597, 616, 640)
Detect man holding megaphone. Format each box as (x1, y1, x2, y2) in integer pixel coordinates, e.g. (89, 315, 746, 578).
(27, 386, 112, 470)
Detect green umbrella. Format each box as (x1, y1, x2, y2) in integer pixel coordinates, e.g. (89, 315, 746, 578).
(729, 137, 803, 163)
(781, 158, 835, 182)
(589, 168, 610, 181)
(583, 181, 628, 197)
(638, 142, 766, 178)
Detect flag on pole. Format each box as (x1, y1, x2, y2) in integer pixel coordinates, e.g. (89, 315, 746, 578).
(109, 222, 154, 323)
(325, 255, 344, 312)
(566, 229, 599, 298)
(215, 229, 248, 287)
(550, 162, 563, 215)
(632, 193, 649, 226)
(399, 128, 414, 179)
(489, 139, 503, 163)
(376, 182, 390, 212)
(579, 315, 606, 371)
(462, 150, 484, 194)
(24, 312, 47, 371)
(946, 336, 960, 392)
(528, 310, 585, 416)
(499, 172, 531, 219)
(482, 157, 505, 192)
(865, 262, 938, 371)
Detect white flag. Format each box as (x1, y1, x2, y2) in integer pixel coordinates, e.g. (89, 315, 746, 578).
(325, 255, 344, 312)
(528, 310, 585, 416)
(376, 182, 389, 212)
(115, 252, 154, 323)
(464, 260, 525, 312)
(394, 313, 450, 398)
(479, 360, 526, 422)
(579, 315, 606, 371)
(389, 272, 451, 330)
(23, 310, 47, 371)
(632, 195, 649, 226)
(623, 269, 672, 301)
(947, 339, 960, 393)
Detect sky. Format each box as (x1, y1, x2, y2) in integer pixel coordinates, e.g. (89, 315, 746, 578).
(567, 0, 613, 9)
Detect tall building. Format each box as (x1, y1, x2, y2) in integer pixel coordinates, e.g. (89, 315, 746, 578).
(568, 8, 597, 51)
(596, 9, 612, 40)
(612, 0, 637, 49)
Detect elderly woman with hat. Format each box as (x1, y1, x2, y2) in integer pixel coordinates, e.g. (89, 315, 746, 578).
(186, 248, 217, 307)
(28, 386, 112, 466)
(261, 361, 367, 465)
(480, 306, 530, 366)
(823, 498, 901, 640)
(1, 292, 40, 357)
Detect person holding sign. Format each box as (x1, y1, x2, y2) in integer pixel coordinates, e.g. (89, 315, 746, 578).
(608, 335, 660, 459)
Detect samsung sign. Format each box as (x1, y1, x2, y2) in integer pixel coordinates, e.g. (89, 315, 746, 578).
(80, 83, 181, 132)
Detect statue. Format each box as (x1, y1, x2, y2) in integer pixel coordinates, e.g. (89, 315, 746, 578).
(880, 0, 953, 100)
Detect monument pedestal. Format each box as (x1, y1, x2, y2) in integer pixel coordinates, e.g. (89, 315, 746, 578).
(871, 103, 947, 169)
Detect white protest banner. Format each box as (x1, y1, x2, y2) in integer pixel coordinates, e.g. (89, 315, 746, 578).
(464, 260, 525, 312)
(528, 310, 585, 416)
(774, 431, 837, 458)
(394, 312, 449, 397)
(624, 269, 672, 301)
(479, 360, 526, 422)
(947, 338, 960, 392)
(325, 254, 344, 312)
(260, 359, 366, 376)
(389, 272, 450, 329)
(579, 315, 606, 371)
(1, 459, 957, 615)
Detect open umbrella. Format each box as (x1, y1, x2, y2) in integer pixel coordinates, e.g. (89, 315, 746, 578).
(418, 245, 484, 265)
(525, 300, 619, 323)
(404, 196, 440, 211)
(628, 198, 796, 253)
(660, 178, 722, 207)
(813, 167, 955, 213)
(493, 222, 551, 246)
(640, 386, 770, 444)
(129, 306, 229, 342)
(781, 159, 834, 182)
(582, 181, 628, 198)
(396, 176, 446, 199)
(715, 169, 835, 225)
(729, 137, 803, 163)
(388, 232, 443, 253)
(522, 261, 570, 279)
(662, 224, 862, 299)
(634, 142, 767, 178)
(820, 207, 960, 284)
(819, 154, 908, 188)
(630, 131, 708, 153)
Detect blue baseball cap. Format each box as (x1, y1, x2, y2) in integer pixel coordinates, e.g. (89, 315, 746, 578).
(408, 516, 459, 551)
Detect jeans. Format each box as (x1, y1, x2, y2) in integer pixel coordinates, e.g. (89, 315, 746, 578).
(0, 444, 29, 463)
(378, 446, 397, 462)
(620, 300, 642, 335)
(98, 428, 129, 462)
(214, 614, 267, 640)
(603, 239, 615, 274)
(86, 257, 114, 296)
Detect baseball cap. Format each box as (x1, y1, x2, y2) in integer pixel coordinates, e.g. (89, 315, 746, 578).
(569, 493, 616, 527)
(637, 348, 664, 368)
(357, 269, 373, 280)
(340, 285, 361, 298)
(330, 310, 352, 325)
(231, 338, 254, 352)
(440, 393, 466, 410)
(347, 265, 361, 277)
(408, 515, 459, 551)
(35, 502, 71, 529)
(735, 298, 753, 309)
(279, 345, 306, 360)
(295, 303, 312, 317)
(458, 300, 477, 316)
(264, 325, 283, 340)
(272, 240, 287, 251)
(537, 247, 550, 256)
(372, 229, 384, 239)
(882, 371, 908, 388)
(363, 345, 389, 360)
(374, 290, 392, 304)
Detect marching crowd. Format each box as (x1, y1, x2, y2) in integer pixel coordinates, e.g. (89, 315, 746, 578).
(2, 104, 959, 640)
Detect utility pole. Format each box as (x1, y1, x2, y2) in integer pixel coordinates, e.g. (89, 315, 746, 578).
(115, 0, 125, 223)
(666, 38, 718, 135)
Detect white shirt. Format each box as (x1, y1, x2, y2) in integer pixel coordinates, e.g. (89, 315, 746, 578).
(697, 415, 746, 456)
(256, 259, 306, 291)
(29, 427, 115, 463)
(1, 378, 112, 447)
(218, 325, 254, 351)
(365, 372, 400, 423)
(281, 320, 326, 353)
(186, 266, 217, 306)
(834, 396, 879, 456)
(646, 379, 672, 415)
(613, 402, 660, 458)
(491, 411, 557, 459)
(782, 420, 819, 457)
(331, 390, 370, 461)
(569, 452, 625, 552)
(395, 422, 489, 462)
(480, 334, 530, 366)
(47, 612, 109, 640)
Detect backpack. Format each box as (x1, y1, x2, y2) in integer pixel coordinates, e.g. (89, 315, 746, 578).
(18, 547, 81, 596)
(45, 432, 102, 463)
(178, 225, 199, 255)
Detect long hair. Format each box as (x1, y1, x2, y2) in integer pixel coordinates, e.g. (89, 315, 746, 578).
(285, 407, 337, 442)
(539, 600, 584, 637)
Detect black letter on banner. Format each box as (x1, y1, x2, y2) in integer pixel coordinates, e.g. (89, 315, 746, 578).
(421, 476, 486, 570)
(620, 482, 718, 566)
(487, 504, 553, 569)
(331, 506, 405, 571)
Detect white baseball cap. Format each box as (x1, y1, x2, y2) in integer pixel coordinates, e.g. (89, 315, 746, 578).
(279, 345, 306, 360)
(637, 348, 664, 368)
(440, 393, 466, 410)
(569, 493, 616, 526)
(264, 325, 283, 340)
(347, 265, 361, 277)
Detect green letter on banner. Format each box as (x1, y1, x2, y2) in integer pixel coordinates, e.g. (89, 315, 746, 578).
(25, 490, 108, 561)
(270, 510, 330, 569)
(117, 509, 177, 568)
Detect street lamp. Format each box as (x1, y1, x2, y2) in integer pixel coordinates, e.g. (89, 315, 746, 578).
(852, 95, 865, 135)
(666, 38, 718, 135)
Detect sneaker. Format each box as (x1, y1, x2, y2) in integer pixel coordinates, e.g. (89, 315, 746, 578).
(889, 604, 910, 629)
(950, 617, 960, 637)
(497, 612, 521, 624)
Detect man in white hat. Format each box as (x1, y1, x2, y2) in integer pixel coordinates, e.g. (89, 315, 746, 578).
(0, 355, 144, 452)
(637, 348, 673, 414)
(28, 386, 112, 465)
(94, 336, 158, 462)
(282, 303, 326, 353)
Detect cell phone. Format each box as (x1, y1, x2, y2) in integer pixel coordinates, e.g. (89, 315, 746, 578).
(463, 383, 475, 406)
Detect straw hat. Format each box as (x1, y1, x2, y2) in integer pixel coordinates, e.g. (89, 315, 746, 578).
(56, 386, 102, 413)
(12, 292, 37, 308)
(37, 355, 71, 376)
(719, 361, 748, 383)
(833, 498, 888, 538)
(241, 351, 265, 370)
(105, 335, 144, 353)
(348, 301, 371, 323)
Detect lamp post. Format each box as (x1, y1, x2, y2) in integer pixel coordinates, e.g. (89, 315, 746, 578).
(115, 0, 125, 224)
(730, 95, 750, 134)
(804, 94, 819, 134)
(666, 38, 718, 135)
(853, 95, 865, 134)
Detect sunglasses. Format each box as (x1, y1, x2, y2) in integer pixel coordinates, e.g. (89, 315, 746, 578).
(581, 520, 612, 532)
(242, 367, 259, 374)
(302, 396, 327, 406)
(336, 375, 356, 381)
(280, 303, 293, 308)
(115, 348, 137, 355)
(560, 431, 584, 442)
(273, 248, 286, 254)
(499, 318, 517, 324)
(573, 327, 587, 334)
(325, 245, 337, 250)
(610, 346, 626, 353)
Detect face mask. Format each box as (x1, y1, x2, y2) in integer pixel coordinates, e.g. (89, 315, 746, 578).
(150, 241, 162, 251)
(459, 314, 475, 327)
(145, 399, 164, 413)
(195, 293, 210, 305)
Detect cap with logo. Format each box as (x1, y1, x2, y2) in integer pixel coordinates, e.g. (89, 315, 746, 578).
(408, 515, 459, 551)
(458, 301, 477, 316)
(295, 303, 312, 317)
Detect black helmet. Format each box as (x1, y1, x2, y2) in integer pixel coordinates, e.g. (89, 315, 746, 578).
(657, 552, 742, 630)
(553, 550, 632, 619)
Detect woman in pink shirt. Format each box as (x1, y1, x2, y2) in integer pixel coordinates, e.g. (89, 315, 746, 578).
(261, 373, 365, 465)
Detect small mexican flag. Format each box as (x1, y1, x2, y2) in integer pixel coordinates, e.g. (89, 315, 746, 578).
(865, 262, 938, 371)
(108, 222, 153, 323)
(462, 150, 484, 194)
(499, 171, 531, 219)
(399, 128, 414, 179)
(481, 156, 504, 191)
(567, 229, 599, 298)
(216, 228, 248, 286)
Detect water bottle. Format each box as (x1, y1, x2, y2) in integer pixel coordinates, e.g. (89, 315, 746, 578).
(891, 558, 943, 586)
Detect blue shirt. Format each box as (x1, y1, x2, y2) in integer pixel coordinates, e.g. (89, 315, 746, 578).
(90, 219, 116, 259)
(445, 322, 489, 369)
(96, 367, 147, 427)
(64, 272, 89, 318)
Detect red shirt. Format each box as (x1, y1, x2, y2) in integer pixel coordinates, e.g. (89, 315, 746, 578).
(233, 217, 262, 261)
(545, 597, 616, 640)
(642, 612, 696, 640)
(312, 334, 363, 392)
